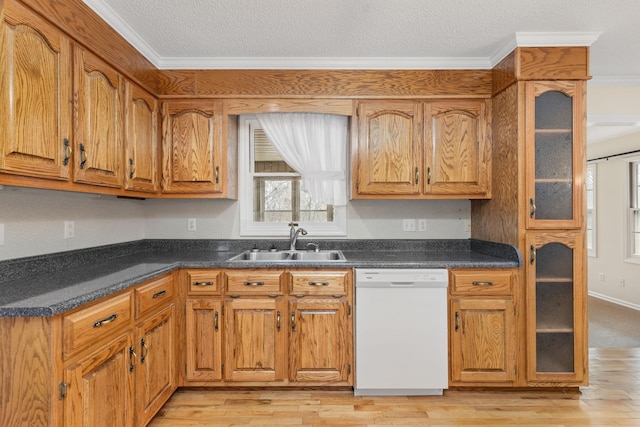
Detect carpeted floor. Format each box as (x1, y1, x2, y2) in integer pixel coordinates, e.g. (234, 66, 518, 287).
(588, 296, 640, 348)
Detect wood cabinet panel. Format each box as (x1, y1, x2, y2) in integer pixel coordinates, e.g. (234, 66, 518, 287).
(63, 291, 132, 358)
(450, 269, 515, 296)
(187, 269, 223, 295)
(450, 297, 516, 384)
(63, 333, 135, 427)
(0, 1, 72, 180)
(134, 305, 175, 427)
(225, 269, 284, 296)
(185, 299, 223, 381)
(289, 298, 351, 383)
(161, 100, 223, 194)
(354, 101, 422, 195)
(425, 100, 491, 196)
(224, 298, 287, 382)
(73, 46, 123, 188)
(134, 273, 174, 320)
(124, 81, 158, 193)
(289, 270, 349, 296)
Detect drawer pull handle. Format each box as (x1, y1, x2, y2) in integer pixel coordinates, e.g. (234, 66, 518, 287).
(529, 198, 536, 218)
(244, 281, 264, 286)
(455, 312, 460, 332)
(129, 346, 136, 373)
(277, 311, 281, 331)
(93, 313, 118, 328)
(140, 338, 148, 364)
(294, 294, 305, 298)
(308, 281, 329, 286)
(193, 281, 214, 286)
(291, 311, 296, 332)
(230, 294, 241, 298)
(214, 311, 219, 331)
(472, 281, 494, 286)
(530, 245, 537, 265)
(268, 294, 278, 298)
(152, 290, 167, 299)
(332, 294, 343, 298)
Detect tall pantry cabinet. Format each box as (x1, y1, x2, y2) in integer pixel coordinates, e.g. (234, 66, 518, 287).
(472, 47, 589, 388)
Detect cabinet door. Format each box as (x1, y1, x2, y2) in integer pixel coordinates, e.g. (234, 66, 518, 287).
(224, 298, 287, 382)
(134, 305, 175, 427)
(161, 101, 223, 194)
(449, 297, 516, 384)
(425, 100, 491, 197)
(525, 81, 585, 229)
(526, 231, 586, 385)
(354, 101, 422, 196)
(124, 81, 158, 193)
(0, 1, 72, 180)
(63, 333, 134, 427)
(74, 46, 123, 187)
(185, 299, 223, 381)
(289, 298, 351, 384)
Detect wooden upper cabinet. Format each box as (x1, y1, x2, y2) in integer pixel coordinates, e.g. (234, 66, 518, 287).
(0, 1, 72, 180)
(124, 81, 158, 193)
(73, 46, 124, 188)
(354, 101, 423, 196)
(353, 99, 491, 199)
(525, 81, 585, 229)
(425, 100, 491, 197)
(161, 100, 224, 194)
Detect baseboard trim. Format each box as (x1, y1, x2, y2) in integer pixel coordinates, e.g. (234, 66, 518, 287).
(588, 291, 640, 312)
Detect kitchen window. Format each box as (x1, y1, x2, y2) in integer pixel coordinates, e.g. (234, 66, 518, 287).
(586, 163, 596, 257)
(627, 159, 640, 263)
(238, 115, 347, 236)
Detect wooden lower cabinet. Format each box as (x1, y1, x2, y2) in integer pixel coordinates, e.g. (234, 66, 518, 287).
(224, 297, 287, 382)
(182, 268, 353, 387)
(289, 298, 351, 383)
(63, 333, 135, 427)
(134, 305, 176, 427)
(185, 299, 223, 381)
(448, 268, 518, 386)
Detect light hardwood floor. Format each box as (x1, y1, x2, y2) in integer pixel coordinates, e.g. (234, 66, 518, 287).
(149, 348, 640, 426)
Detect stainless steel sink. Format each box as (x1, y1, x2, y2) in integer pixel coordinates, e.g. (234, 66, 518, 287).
(227, 249, 345, 262)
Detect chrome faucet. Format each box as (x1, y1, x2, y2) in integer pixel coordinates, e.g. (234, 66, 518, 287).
(288, 222, 307, 251)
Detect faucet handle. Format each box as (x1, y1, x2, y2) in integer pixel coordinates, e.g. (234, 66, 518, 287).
(306, 242, 319, 252)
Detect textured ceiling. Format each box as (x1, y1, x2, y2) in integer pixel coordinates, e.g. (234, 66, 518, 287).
(83, 0, 640, 143)
(83, 0, 640, 80)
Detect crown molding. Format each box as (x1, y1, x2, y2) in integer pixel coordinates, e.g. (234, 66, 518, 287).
(155, 56, 493, 70)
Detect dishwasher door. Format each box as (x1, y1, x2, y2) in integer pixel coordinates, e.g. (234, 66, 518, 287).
(354, 268, 448, 396)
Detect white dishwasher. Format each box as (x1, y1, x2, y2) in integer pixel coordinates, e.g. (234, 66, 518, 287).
(354, 268, 448, 396)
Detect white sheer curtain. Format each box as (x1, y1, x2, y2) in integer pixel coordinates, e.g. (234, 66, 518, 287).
(255, 113, 348, 206)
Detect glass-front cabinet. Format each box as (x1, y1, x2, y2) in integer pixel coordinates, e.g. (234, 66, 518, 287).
(525, 81, 585, 229)
(526, 232, 586, 384)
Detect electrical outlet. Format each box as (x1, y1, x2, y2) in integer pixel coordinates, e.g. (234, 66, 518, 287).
(402, 219, 416, 232)
(64, 221, 75, 239)
(187, 218, 197, 231)
(418, 219, 427, 232)
(463, 219, 472, 232)
(599, 273, 605, 282)
(619, 277, 625, 287)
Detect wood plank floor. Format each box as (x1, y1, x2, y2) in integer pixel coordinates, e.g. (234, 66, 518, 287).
(149, 348, 640, 426)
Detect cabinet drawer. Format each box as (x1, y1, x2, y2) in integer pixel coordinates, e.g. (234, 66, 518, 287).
(63, 292, 132, 357)
(225, 269, 284, 295)
(289, 270, 349, 296)
(187, 269, 223, 295)
(450, 269, 516, 296)
(135, 274, 174, 319)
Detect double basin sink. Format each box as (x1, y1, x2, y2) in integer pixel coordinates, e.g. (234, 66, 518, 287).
(227, 249, 346, 262)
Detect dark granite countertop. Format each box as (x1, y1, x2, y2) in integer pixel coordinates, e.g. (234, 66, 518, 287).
(0, 239, 520, 317)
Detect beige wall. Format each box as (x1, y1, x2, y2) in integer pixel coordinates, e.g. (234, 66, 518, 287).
(586, 84, 640, 308)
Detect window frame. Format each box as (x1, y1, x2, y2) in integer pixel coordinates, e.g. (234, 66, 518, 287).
(625, 157, 640, 264)
(586, 162, 596, 257)
(238, 115, 347, 237)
